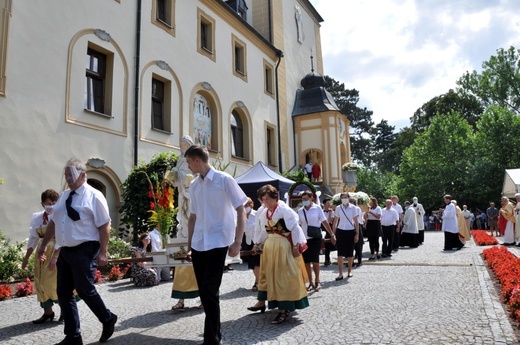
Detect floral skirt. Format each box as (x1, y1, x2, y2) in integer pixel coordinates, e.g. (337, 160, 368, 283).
(132, 266, 159, 287)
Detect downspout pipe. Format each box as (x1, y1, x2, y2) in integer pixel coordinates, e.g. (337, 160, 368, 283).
(133, 0, 142, 166)
(268, 0, 272, 43)
(274, 49, 284, 171)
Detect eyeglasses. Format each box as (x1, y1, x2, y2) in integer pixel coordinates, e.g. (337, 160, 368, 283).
(144, 237, 151, 240)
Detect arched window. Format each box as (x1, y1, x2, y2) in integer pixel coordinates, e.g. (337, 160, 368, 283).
(231, 110, 244, 158)
(193, 93, 213, 149)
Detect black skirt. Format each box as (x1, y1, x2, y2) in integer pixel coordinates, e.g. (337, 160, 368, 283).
(336, 229, 355, 257)
(302, 237, 321, 263)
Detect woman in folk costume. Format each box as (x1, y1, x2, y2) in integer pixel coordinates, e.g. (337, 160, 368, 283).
(171, 265, 201, 311)
(247, 184, 309, 324)
(452, 200, 470, 243)
(400, 201, 419, 248)
(21, 189, 62, 324)
(500, 196, 516, 245)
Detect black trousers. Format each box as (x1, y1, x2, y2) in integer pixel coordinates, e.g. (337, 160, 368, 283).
(57, 241, 111, 337)
(354, 226, 364, 263)
(382, 225, 395, 256)
(392, 223, 401, 250)
(192, 246, 228, 345)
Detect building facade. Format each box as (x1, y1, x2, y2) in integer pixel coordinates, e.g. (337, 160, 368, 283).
(0, 0, 349, 243)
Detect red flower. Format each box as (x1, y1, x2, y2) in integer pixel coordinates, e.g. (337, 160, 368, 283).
(15, 278, 34, 297)
(472, 230, 499, 246)
(0, 284, 12, 300)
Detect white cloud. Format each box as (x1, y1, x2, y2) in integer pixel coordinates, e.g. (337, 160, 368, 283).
(309, 0, 520, 130)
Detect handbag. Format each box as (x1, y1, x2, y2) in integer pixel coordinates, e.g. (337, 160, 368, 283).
(303, 209, 322, 239)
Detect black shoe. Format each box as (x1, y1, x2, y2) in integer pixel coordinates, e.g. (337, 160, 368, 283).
(99, 313, 117, 343)
(54, 335, 83, 345)
(58, 314, 64, 323)
(247, 305, 266, 313)
(387, 254, 392, 257)
(33, 312, 55, 324)
(324, 260, 331, 266)
(355, 262, 362, 267)
(381, 254, 387, 258)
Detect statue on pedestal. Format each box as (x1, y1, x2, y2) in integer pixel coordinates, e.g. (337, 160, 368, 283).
(166, 135, 195, 239)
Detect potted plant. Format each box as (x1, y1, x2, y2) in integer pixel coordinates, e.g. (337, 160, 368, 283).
(341, 162, 359, 185)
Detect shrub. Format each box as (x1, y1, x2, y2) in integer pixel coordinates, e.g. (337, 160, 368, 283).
(107, 229, 132, 260)
(0, 231, 34, 282)
(15, 278, 34, 297)
(119, 152, 178, 244)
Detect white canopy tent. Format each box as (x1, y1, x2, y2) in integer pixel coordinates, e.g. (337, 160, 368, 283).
(502, 169, 520, 198)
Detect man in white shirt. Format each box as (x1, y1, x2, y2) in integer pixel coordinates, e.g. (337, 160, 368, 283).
(381, 199, 399, 257)
(304, 162, 313, 180)
(38, 158, 117, 345)
(149, 227, 170, 281)
(185, 144, 247, 345)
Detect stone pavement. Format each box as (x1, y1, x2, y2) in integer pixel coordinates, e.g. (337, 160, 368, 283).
(0, 231, 518, 345)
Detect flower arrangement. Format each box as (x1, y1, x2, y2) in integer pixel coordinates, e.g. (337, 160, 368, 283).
(107, 266, 121, 281)
(146, 173, 176, 243)
(482, 246, 520, 323)
(15, 277, 34, 297)
(471, 230, 499, 246)
(341, 162, 360, 171)
(0, 284, 12, 300)
(331, 191, 370, 206)
(94, 269, 103, 283)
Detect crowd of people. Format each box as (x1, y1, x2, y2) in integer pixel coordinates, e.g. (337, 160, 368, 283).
(23, 147, 520, 344)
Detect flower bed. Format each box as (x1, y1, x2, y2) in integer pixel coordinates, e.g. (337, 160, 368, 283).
(472, 230, 499, 246)
(482, 246, 520, 323)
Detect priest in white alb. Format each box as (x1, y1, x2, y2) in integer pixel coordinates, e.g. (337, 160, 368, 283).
(400, 201, 418, 248)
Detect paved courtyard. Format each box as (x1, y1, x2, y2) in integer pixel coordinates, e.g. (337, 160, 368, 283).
(0, 231, 518, 345)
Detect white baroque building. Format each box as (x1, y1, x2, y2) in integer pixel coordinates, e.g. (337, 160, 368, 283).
(0, 0, 350, 242)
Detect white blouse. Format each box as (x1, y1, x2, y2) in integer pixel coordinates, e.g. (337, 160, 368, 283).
(254, 201, 306, 245)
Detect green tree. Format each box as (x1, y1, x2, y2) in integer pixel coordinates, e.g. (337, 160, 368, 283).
(457, 46, 520, 114)
(370, 119, 397, 172)
(356, 167, 400, 204)
(399, 112, 475, 210)
(324, 75, 374, 166)
(410, 89, 483, 133)
(380, 126, 417, 174)
(468, 105, 520, 204)
(119, 152, 178, 244)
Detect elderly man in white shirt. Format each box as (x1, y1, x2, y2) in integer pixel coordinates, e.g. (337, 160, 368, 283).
(38, 158, 117, 345)
(381, 199, 399, 257)
(185, 144, 247, 345)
